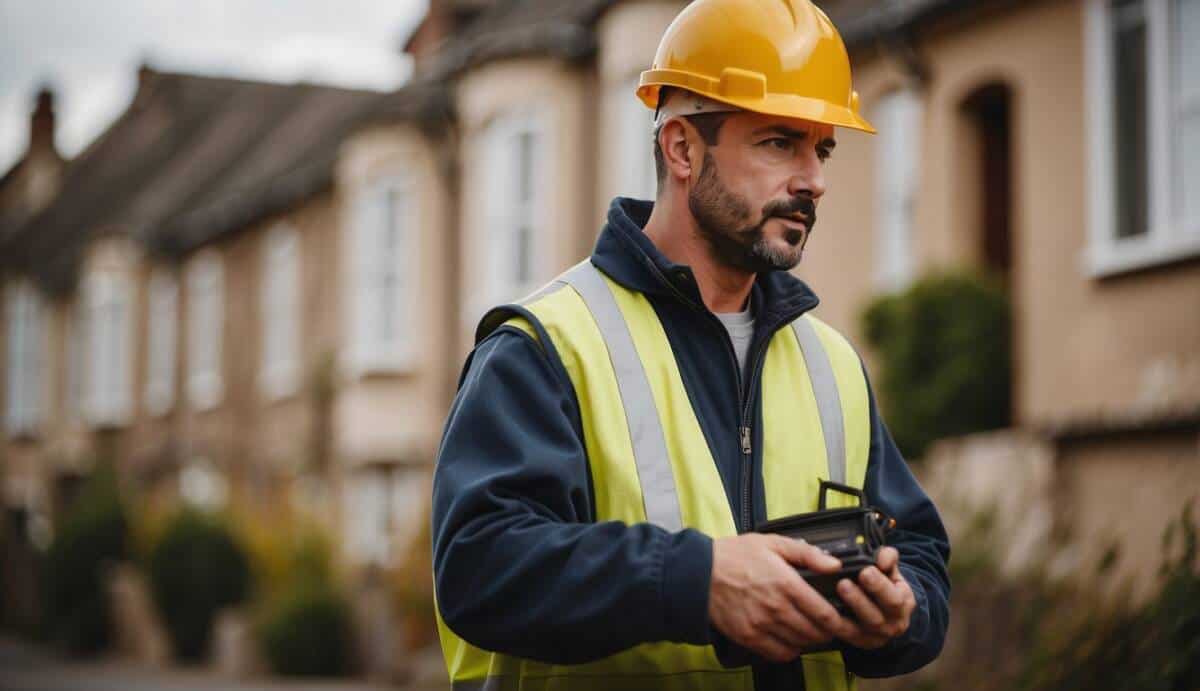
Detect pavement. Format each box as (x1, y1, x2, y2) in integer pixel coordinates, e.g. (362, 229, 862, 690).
(0, 636, 449, 691)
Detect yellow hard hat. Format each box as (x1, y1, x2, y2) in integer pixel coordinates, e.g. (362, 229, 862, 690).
(638, 0, 876, 134)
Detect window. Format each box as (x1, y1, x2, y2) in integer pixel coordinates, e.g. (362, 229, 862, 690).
(66, 300, 86, 421)
(85, 271, 134, 426)
(615, 76, 659, 202)
(4, 281, 44, 435)
(483, 115, 544, 305)
(186, 252, 223, 410)
(145, 269, 177, 416)
(873, 88, 923, 291)
(261, 226, 300, 398)
(349, 177, 413, 373)
(342, 466, 423, 566)
(1086, 0, 1200, 275)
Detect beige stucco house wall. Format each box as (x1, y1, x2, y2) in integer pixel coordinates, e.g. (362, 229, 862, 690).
(454, 58, 596, 349)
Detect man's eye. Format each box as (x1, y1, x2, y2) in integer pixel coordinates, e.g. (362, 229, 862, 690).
(765, 138, 794, 151)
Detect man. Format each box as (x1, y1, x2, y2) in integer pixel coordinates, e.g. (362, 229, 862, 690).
(432, 0, 950, 688)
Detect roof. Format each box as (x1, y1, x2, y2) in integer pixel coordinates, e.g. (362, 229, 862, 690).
(421, 0, 619, 80)
(1, 68, 450, 295)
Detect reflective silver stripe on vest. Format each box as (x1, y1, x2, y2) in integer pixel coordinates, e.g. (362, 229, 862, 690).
(791, 317, 846, 485)
(561, 262, 684, 532)
(452, 678, 510, 691)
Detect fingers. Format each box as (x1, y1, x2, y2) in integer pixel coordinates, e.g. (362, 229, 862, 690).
(771, 590, 834, 645)
(835, 566, 916, 647)
(769, 535, 841, 573)
(876, 546, 900, 576)
(859, 566, 912, 618)
(781, 572, 856, 640)
(837, 578, 886, 630)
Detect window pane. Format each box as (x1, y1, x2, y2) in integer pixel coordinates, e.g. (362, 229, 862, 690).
(1112, 0, 1150, 239)
(516, 224, 532, 284)
(513, 130, 537, 289)
(379, 187, 402, 345)
(517, 131, 535, 204)
(873, 89, 921, 290)
(1175, 0, 1200, 227)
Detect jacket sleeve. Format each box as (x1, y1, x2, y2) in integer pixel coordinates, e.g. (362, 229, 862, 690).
(839, 371, 952, 677)
(432, 326, 715, 665)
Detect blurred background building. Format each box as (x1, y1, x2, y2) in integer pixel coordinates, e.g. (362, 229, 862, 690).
(1, 0, 1197, 684)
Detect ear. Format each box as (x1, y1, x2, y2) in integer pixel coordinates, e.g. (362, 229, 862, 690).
(657, 118, 699, 185)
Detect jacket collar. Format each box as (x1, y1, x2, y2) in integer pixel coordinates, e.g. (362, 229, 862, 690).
(592, 197, 821, 328)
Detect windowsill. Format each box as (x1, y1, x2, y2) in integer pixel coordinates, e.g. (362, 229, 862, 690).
(1087, 233, 1200, 278)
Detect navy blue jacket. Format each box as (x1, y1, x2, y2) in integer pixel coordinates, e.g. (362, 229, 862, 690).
(432, 198, 950, 687)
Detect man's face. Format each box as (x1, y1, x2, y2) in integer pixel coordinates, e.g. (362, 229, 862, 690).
(685, 112, 834, 273)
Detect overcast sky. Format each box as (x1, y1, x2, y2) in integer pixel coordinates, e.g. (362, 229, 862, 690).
(0, 0, 427, 173)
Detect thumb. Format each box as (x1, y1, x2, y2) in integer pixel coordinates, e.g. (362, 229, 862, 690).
(769, 535, 841, 571)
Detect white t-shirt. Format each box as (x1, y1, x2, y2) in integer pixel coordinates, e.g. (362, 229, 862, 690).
(714, 308, 755, 382)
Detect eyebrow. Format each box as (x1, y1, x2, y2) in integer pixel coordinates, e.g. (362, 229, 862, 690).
(752, 125, 837, 149)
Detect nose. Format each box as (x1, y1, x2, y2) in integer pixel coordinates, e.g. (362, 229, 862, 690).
(787, 148, 826, 201)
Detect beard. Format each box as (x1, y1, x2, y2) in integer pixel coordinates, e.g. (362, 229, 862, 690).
(687, 152, 817, 274)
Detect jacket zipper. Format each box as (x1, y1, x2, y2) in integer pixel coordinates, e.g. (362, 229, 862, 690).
(738, 344, 770, 532)
(639, 259, 778, 533)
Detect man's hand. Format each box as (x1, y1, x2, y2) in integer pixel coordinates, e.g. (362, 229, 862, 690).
(709, 534, 855, 662)
(835, 546, 916, 649)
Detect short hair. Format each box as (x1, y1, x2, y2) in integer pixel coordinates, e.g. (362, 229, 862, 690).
(652, 87, 733, 189)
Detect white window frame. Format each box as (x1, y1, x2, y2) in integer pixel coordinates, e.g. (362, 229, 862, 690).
(872, 88, 923, 292)
(347, 175, 416, 374)
(1085, 0, 1200, 276)
(341, 465, 422, 567)
(483, 112, 546, 305)
(145, 268, 178, 416)
(260, 225, 301, 399)
(66, 299, 87, 422)
(615, 75, 659, 202)
(186, 251, 223, 410)
(84, 270, 134, 427)
(5, 281, 44, 435)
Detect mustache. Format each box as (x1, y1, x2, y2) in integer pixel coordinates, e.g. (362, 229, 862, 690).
(762, 195, 817, 230)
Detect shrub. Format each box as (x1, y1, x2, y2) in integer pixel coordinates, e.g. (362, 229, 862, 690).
(147, 509, 251, 661)
(394, 505, 437, 650)
(860, 270, 1011, 459)
(259, 580, 353, 677)
(41, 465, 128, 655)
(256, 529, 352, 676)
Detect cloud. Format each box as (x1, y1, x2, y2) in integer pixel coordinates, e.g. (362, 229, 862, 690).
(0, 0, 425, 172)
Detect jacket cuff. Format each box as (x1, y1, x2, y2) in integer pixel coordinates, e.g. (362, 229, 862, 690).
(661, 528, 714, 645)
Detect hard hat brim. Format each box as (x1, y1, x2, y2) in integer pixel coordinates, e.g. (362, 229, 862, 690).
(638, 74, 877, 135)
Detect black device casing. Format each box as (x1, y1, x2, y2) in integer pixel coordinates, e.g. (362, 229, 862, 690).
(755, 481, 895, 617)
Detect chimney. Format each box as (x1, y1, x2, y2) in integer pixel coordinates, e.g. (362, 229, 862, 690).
(30, 87, 57, 155)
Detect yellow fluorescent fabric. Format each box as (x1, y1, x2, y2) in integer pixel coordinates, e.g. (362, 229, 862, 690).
(761, 314, 870, 516)
(439, 266, 869, 691)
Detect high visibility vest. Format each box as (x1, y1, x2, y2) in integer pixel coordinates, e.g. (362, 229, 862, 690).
(438, 261, 871, 691)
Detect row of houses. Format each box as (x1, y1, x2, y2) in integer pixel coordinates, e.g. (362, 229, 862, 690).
(2, 0, 1198, 615)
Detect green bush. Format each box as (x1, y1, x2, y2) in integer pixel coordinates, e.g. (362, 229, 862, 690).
(860, 270, 1011, 459)
(147, 509, 251, 661)
(259, 580, 353, 677)
(256, 530, 353, 677)
(41, 466, 128, 655)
